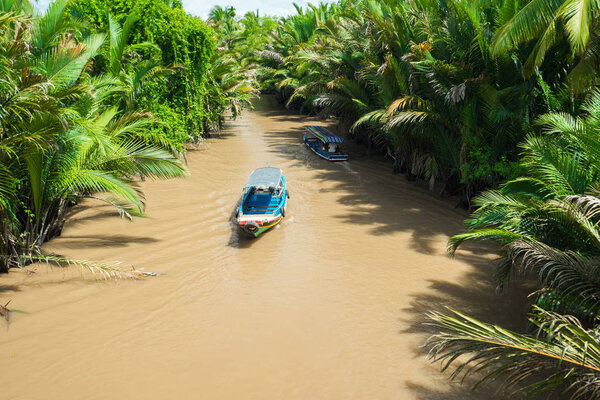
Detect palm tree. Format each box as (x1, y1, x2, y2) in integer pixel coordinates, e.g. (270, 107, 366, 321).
(261, 0, 533, 198)
(206, 54, 258, 127)
(434, 90, 600, 395)
(207, 6, 239, 50)
(449, 90, 600, 256)
(0, 1, 187, 273)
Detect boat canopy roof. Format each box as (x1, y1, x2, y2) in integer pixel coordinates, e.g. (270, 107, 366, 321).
(306, 126, 344, 143)
(244, 167, 283, 189)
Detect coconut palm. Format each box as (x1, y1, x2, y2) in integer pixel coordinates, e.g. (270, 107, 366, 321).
(449, 90, 600, 257)
(0, 1, 187, 273)
(435, 90, 600, 395)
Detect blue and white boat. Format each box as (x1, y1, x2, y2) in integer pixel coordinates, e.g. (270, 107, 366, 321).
(304, 126, 348, 161)
(236, 167, 289, 237)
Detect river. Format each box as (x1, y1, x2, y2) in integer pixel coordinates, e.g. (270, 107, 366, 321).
(0, 97, 527, 399)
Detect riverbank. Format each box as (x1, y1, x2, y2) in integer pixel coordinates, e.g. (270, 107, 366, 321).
(0, 97, 529, 400)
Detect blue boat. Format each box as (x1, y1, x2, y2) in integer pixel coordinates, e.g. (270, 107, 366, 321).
(236, 167, 289, 237)
(303, 126, 349, 161)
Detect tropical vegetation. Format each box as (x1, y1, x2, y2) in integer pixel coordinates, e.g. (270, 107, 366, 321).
(205, 6, 276, 126)
(0, 0, 259, 275)
(435, 89, 600, 398)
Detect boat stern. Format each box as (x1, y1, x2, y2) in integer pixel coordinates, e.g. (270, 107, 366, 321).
(237, 213, 283, 237)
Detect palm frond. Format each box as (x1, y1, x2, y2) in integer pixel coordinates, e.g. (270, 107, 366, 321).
(427, 307, 600, 399)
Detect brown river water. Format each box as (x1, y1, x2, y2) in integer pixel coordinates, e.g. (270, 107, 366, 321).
(0, 97, 528, 399)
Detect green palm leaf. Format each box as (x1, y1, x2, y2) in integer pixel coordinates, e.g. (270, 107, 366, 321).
(427, 307, 600, 399)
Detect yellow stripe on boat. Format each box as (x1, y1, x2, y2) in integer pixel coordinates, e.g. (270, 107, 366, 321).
(261, 216, 283, 229)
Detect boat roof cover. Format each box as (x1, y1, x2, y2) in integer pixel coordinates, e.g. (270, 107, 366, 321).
(306, 126, 344, 143)
(244, 167, 283, 189)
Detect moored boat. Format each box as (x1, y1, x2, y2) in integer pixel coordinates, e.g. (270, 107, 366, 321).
(304, 126, 349, 161)
(236, 167, 289, 237)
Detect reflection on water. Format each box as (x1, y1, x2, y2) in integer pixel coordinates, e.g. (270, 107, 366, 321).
(0, 96, 529, 400)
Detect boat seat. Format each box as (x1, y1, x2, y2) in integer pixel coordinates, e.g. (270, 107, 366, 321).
(243, 190, 283, 214)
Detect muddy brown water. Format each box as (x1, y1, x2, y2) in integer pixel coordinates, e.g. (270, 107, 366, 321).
(0, 97, 528, 399)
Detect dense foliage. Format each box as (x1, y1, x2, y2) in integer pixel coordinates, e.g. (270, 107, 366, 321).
(69, 0, 215, 142)
(0, 0, 257, 274)
(438, 89, 600, 398)
(246, 0, 600, 398)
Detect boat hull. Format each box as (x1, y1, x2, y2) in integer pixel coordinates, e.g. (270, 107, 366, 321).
(304, 135, 348, 161)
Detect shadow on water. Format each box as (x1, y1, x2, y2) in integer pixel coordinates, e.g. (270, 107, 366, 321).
(251, 96, 535, 399)
(403, 246, 534, 399)
(403, 247, 534, 330)
(400, 250, 534, 399)
(227, 198, 251, 249)
(0, 285, 20, 294)
(53, 234, 158, 249)
(66, 209, 125, 226)
(206, 130, 237, 140)
(228, 229, 271, 249)
(228, 218, 262, 249)
(403, 380, 513, 400)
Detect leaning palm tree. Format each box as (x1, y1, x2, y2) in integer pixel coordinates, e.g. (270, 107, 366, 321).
(0, 1, 187, 275)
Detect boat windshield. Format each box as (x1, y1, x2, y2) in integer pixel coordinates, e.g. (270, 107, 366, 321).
(244, 167, 282, 191)
(246, 185, 283, 196)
